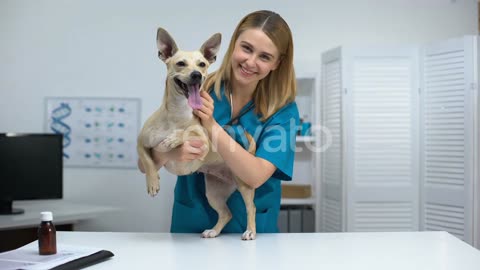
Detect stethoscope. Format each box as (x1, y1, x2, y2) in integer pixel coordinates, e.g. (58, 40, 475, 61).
(224, 91, 254, 127)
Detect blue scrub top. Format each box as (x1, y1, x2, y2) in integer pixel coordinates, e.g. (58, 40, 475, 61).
(171, 84, 300, 233)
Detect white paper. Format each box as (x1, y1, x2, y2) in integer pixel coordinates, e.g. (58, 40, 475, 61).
(0, 241, 102, 270)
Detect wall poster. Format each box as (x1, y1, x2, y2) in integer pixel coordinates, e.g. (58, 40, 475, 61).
(45, 97, 141, 168)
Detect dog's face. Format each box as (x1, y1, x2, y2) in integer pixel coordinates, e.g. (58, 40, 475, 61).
(157, 28, 221, 110)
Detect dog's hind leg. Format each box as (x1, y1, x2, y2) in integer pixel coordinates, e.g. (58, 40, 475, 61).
(235, 177, 256, 240)
(202, 174, 236, 238)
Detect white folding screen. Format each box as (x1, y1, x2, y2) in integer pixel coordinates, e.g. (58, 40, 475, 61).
(320, 36, 478, 245)
(321, 48, 344, 232)
(320, 46, 420, 232)
(420, 36, 477, 243)
(343, 47, 420, 232)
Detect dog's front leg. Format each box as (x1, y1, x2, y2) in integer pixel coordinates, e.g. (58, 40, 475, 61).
(155, 129, 185, 152)
(137, 142, 160, 196)
(138, 130, 184, 196)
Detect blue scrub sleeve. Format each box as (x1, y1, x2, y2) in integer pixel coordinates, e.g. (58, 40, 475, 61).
(255, 106, 299, 180)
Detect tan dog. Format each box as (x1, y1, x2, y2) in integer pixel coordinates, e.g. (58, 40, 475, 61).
(137, 28, 258, 240)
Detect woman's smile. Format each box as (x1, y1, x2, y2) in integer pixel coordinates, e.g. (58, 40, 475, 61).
(240, 65, 256, 76)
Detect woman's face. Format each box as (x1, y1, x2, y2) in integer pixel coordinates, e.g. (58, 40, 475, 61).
(230, 28, 280, 90)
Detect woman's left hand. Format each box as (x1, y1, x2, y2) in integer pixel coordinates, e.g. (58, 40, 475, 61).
(194, 90, 217, 134)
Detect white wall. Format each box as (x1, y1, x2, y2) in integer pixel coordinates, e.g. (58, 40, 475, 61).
(0, 0, 477, 232)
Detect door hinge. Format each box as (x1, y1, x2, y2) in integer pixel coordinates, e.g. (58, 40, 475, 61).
(470, 83, 477, 92)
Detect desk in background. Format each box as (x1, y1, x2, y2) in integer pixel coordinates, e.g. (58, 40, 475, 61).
(57, 231, 480, 270)
(0, 200, 116, 251)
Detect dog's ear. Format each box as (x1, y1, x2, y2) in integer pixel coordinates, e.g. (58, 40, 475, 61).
(200, 33, 221, 64)
(157, 28, 178, 62)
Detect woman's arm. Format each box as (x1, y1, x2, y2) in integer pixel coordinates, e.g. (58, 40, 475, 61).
(194, 91, 276, 189)
(210, 123, 276, 189)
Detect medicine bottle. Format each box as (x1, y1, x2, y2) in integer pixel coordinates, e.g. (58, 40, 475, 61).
(38, 211, 57, 255)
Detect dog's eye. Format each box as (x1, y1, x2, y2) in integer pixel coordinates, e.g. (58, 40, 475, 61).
(176, 61, 186, 67)
(198, 62, 206, 68)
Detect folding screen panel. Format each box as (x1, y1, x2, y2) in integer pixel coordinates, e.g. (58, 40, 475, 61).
(343, 47, 420, 231)
(321, 48, 344, 232)
(420, 36, 477, 243)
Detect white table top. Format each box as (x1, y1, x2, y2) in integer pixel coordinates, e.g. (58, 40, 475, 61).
(0, 200, 116, 230)
(57, 231, 480, 270)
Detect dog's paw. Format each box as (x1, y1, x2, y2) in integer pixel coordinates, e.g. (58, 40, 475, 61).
(198, 145, 209, 161)
(241, 230, 256, 240)
(160, 136, 181, 150)
(147, 185, 159, 196)
(146, 174, 160, 196)
(201, 229, 219, 238)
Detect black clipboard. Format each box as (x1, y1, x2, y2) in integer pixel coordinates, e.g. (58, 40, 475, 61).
(49, 250, 114, 270)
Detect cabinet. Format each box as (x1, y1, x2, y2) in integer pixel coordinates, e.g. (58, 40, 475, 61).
(279, 73, 321, 232)
(319, 36, 479, 247)
(0, 200, 116, 251)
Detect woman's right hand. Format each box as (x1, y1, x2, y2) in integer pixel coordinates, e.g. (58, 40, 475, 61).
(138, 139, 206, 174)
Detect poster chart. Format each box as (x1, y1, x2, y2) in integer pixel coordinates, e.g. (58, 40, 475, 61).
(45, 97, 141, 168)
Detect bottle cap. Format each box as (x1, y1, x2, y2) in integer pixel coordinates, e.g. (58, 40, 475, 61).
(40, 211, 53, 221)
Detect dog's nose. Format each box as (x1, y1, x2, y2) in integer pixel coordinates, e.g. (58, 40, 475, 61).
(190, 71, 202, 84)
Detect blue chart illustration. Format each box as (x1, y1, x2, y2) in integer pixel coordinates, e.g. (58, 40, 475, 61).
(45, 97, 141, 168)
(50, 103, 72, 158)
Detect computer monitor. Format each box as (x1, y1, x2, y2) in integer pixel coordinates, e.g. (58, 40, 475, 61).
(0, 133, 63, 215)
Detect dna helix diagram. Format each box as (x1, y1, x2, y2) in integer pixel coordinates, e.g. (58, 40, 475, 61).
(50, 103, 72, 158)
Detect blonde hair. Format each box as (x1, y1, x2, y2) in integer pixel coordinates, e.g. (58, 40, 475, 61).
(203, 10, 296, 121)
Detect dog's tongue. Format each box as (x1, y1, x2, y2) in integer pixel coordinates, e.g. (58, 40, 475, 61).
(187, 84, 202, 110)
